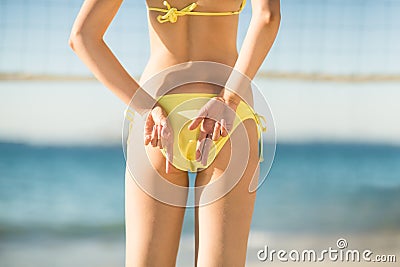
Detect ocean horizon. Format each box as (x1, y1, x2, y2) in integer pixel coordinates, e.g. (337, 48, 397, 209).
(1, 141, 400, 266)
(1, 140, 399, 236)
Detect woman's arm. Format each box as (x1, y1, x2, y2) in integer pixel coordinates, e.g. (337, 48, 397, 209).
(223, 0, 281, 104)
(70, 0, 174, 172)
(69, 0, 154, 112)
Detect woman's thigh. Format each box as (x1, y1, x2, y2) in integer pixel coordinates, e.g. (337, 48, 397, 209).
(194, 119, 260, 267)
(125, 145, 189, 267)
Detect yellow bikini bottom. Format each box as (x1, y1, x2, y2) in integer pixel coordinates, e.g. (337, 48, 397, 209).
(155, 93, 266, 172)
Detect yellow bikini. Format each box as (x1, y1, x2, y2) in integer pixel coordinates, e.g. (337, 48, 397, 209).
(148, 0, 247, 23)
(156, 93, 266, 172)
(126, 93, 266, 172)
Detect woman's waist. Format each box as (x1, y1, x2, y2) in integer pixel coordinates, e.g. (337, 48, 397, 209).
(145, 49, 238, 72)
(147, 57, 238, 69)
(155, 82, 224, 95)
(140, 56, 239, 95)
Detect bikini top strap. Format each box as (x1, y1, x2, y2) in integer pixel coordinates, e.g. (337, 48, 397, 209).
(149, 1, 197, 23)
(148, 0, 247, 24)
(238, 0, 247, 13)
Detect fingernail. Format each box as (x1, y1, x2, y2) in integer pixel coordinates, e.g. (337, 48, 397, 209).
(196, 150, 201, 161)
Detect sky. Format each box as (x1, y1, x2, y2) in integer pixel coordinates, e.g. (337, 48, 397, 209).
(0, 0, 399, 145)
(0, 0, 399, 76)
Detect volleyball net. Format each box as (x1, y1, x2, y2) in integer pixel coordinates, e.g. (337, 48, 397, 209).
(0, 0, 399, 81)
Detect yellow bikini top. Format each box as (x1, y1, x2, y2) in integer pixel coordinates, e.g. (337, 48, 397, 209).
(148, 0, 247, 23)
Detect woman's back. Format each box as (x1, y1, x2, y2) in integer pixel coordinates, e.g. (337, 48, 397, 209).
(142, 0, 244, 82)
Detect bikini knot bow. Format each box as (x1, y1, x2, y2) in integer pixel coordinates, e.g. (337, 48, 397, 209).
(254, 113, 267, 162)
(156, 1, 198, 23)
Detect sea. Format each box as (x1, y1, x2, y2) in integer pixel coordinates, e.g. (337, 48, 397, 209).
(1, 140, 400, 266)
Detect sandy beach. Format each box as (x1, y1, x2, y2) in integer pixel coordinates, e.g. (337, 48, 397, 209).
(1, 230, 398, 267)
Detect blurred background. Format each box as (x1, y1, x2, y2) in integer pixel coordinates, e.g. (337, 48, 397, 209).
(0, 0, 399, 266)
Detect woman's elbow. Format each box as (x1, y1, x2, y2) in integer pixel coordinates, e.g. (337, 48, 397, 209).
(257, 10, 281, 26)
(68, 36, 76, 51)
(68, 29, 99, 52)
(68, 30, 82, 52)
(254, 0, 281, 26)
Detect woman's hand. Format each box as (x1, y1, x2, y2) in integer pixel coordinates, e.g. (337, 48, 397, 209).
(144, 105, 174, 173)
(188, 91, 240, 165)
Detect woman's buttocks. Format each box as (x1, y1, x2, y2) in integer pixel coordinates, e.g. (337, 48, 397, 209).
(141, 0, 242, 94)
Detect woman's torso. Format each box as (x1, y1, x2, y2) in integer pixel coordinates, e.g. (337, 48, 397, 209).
(140, 0, 244, 95)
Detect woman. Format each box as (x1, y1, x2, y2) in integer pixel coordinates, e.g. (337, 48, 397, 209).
(69, 0, 280, 266)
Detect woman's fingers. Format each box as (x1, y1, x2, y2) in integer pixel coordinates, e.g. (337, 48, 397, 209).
(220, 118, 229, 137)
(196, 131, 213, 166)
(201, 136, 212, 166)
(144, 135, 152, 145)
(144, 106, 175, 173)
(188, 107, 207, 130)
(196, 130, 208, 161)
(145, 98, 236, 170)
(165, 141, 174, 174)
(144, 113, 154, 145)
(161, 121, 174, 174)
(212, 122, 221, 141)
(188, 117, 203, 130)
(151, 125, 158, 147)
(157, 125, 162, 148)
(196, 118, 226, 164)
